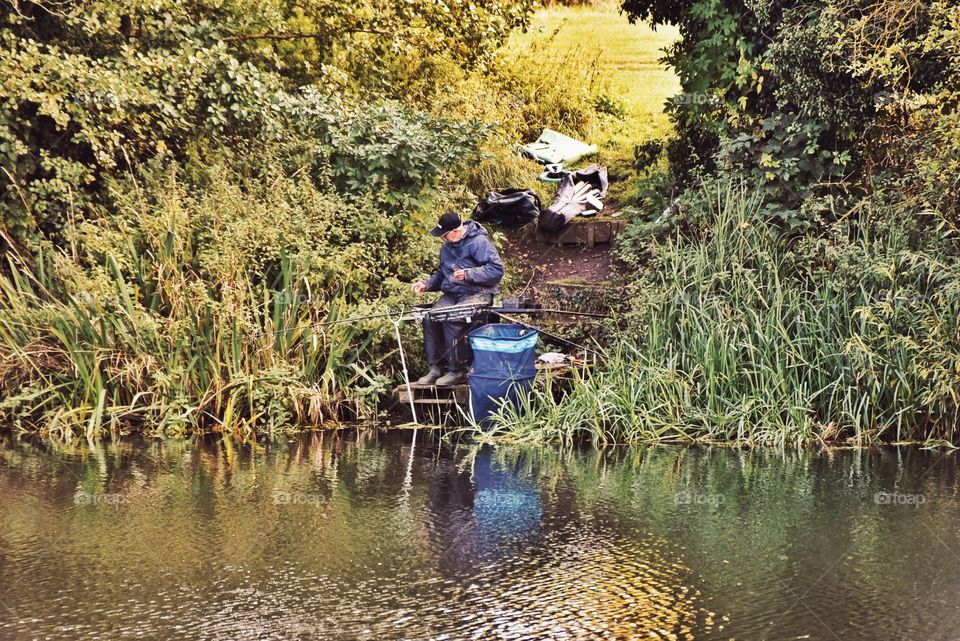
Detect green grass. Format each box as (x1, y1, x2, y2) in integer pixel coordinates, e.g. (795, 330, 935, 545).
(505, 2, 680, 201)
(520, 3, 679, 134)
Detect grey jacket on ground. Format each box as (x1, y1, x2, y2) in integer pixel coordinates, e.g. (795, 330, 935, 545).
(424, 221, 504, 296)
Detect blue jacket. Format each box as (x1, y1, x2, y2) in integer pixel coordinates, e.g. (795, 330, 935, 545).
(424, 221, 504, 296)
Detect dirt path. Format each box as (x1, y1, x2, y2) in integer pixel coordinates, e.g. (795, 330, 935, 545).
(504, 228, 614, 295)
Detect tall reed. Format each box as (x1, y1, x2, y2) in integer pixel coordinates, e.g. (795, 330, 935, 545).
(487, 181, 960, 446)
(0, 165, 404, 439)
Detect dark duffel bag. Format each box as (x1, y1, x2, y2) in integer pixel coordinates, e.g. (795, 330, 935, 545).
(472, 189, 541, 227)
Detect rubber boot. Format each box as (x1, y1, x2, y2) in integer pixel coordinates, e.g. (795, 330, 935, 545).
(435, 369, 468, 386)
(416, 365, 444, 385)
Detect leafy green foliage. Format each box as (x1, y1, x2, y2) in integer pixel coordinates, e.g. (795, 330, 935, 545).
(280, 0, 536, 88)
(316, 101, 488, 209)
(621, 0, 959, 227)
(0, 0, 524, 246)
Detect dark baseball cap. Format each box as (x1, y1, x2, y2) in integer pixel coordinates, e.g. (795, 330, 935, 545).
(430, 212, 462, 237)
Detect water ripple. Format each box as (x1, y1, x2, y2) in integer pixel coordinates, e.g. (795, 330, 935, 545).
(2, 433, 960, 640)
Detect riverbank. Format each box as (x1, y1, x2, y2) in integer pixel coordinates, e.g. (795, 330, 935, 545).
(481, 179, 960, 448)
(478, 0, 960, 448)
(3, 1, 958, 448)
(0, 1, 677, 441)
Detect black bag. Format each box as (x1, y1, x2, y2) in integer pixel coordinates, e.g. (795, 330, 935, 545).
(472, 189, 541, 227)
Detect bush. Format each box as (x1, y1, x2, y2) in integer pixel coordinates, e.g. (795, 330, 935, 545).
(620, 0, 959, 228)
(0, 0, 508, 248)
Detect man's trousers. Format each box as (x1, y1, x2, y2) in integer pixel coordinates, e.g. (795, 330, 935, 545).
(423, 292, 493, 370)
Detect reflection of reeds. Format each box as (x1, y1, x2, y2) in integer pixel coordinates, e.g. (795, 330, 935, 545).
(483, 180, 960, 446)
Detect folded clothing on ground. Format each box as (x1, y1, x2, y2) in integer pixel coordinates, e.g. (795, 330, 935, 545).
(520, 129, 598, 166)
(538, 165, 608, 233)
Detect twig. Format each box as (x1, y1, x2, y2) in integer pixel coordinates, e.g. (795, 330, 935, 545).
(223, 28, 392, 42)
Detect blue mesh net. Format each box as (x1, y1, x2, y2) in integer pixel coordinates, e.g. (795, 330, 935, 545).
(467, 324, 538, 425)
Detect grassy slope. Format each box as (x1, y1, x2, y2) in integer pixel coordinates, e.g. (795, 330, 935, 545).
(508, 2, 679, 201)
(491, 4, 679, 293)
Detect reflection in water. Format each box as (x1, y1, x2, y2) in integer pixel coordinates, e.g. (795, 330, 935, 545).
(472, 446, 542, 545)
(1, 432, 959, 640)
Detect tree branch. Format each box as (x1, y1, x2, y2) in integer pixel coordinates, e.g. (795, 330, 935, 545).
(223, 28, 392, 42)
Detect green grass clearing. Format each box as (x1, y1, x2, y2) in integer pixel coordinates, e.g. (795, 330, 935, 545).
(505, 2, 680, 201)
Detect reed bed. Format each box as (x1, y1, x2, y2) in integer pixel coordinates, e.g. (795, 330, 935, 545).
(0, 167, 406, 440)
(0, 250, 384, 440)
(486, 181, 960, 447)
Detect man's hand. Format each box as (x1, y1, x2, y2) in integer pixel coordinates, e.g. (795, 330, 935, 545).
(453, 269, 467, 282)
(412, 281, 427, 293)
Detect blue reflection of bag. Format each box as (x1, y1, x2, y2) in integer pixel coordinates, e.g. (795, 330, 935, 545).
(467, 324, 538, 426)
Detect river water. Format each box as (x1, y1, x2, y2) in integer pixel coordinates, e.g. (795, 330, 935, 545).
(1, 431, 959, 640)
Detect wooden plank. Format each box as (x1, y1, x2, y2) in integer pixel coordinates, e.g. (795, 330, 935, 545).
(393, 362, 591, 424)
(397, 365, 572, 403)
(402, 382, 470, 391)
(396, 383, 469, 405)
(596, 224, 612, 243)
(536, 218, 626, 247)
(538, 362, 573, 375)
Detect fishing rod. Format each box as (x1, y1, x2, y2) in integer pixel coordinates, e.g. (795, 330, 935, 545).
(1, 301, 608, 353)
(495, 311, 604, 358)
(319, 311, 404, 326)
(317, 303, 608, 327)
(495, 307, 609, 319)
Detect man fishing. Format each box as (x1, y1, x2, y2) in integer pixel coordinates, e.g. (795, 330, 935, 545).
(411, 211, 504, 385)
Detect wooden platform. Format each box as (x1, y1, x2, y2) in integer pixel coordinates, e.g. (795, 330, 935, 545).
(536, 218, 626, 248)
(393, 363, 576, 423)
(396, 382, 470, 406)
